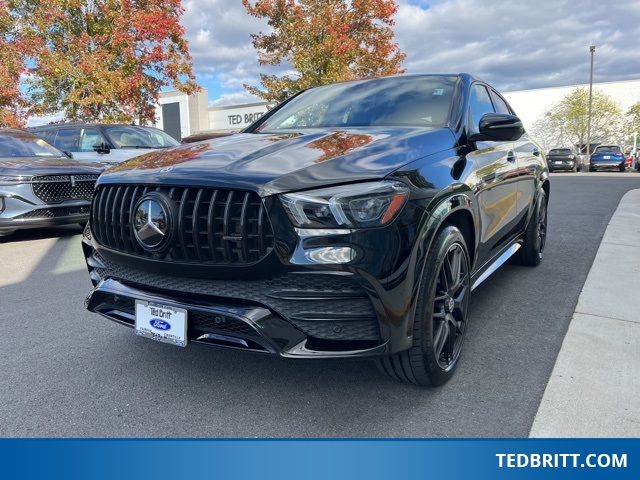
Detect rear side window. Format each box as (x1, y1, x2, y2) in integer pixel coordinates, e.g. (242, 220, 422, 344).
(490, 90, 512, 115)
(468, 84, 495, 132)
(53, 128, 81, 151)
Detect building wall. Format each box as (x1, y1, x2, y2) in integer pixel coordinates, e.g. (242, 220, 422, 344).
(208, 102, 272, 131)
(502, 79, 640, 130)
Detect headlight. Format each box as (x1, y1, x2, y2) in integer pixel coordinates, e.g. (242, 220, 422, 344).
(280, 181, 409, 228)
(0, 175, 28, 185)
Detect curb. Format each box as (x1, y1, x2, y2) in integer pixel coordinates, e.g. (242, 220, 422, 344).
(530, 189, 640, 437)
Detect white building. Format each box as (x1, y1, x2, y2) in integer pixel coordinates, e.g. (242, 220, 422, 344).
(502, 78, 640, 130)
(154, 78, 640, 140)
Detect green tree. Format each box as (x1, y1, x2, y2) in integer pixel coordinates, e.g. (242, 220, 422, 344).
(531, 88, 623, 152)
(625, 102, 640, 146)
(242, 0, 406, 103)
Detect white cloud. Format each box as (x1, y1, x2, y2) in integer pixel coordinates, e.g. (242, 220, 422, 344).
(182, 0, 640, 102)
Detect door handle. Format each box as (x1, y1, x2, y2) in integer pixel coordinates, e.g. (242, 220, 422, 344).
(532, 148, 541, 156)
(507, 150, 516, 162)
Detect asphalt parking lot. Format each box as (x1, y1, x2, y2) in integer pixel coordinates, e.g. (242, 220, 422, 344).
(1, 172, 639, 438)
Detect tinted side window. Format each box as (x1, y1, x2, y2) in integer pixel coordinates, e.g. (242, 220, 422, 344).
(490, 90, 511, 115)
(468, 84, 495, 132)
(53, 128, 81, 151)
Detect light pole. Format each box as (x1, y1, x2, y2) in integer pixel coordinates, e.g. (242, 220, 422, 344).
(585, 45, 595, 172)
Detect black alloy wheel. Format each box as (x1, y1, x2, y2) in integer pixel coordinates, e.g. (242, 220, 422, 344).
(432, 243, 469, 370)
(376, 226, 471, 386)
(514, 189, 547, 266)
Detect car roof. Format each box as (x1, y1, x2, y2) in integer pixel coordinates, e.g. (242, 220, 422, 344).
(29, 123, 162, 131)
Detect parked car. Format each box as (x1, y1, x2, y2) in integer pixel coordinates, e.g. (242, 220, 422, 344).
(0, 129, 102, 236)
(589, 145, 626, 172)
(82, 74, 549, 386)
(28, 123, 179, 165)
(547, 147, 581, 172)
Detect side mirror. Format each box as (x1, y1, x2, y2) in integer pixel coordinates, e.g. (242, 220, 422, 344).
(63, 151, 73, 159)
(93, 142, 111, 154)
(469, 113, 524, 142)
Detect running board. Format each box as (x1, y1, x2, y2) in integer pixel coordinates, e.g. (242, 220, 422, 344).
(471, 243, 521, 291)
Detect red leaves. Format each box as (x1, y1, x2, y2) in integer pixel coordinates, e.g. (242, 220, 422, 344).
(9, 0, 198, 124)
(242, 0, 406, 102)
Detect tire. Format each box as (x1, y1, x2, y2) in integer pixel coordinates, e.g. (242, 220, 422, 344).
(589, 166, 596, 172)
(619, 164, 625, 172)
(513, 189, 547, 267)
(376, 226, 471, 387)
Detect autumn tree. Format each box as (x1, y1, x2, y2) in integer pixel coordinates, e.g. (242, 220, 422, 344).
(242, 0, 406, 102)
(0, 1, 32, 127)
(530, 88, 623, 152)
(14, 0, 198, 124)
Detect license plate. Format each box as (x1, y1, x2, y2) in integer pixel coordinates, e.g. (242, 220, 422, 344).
(603, 155, 611, 159)
(554, 161, 562, 165)
(135, 300, 187, 347)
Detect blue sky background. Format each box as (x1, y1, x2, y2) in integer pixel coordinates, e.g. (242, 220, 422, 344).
(182, 0, 640, 106)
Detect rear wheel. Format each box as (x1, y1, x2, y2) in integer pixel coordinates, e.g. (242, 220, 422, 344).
(376, 226, 470, 387)
(619, 164, 626, 172)
(513, 189, 547, 266)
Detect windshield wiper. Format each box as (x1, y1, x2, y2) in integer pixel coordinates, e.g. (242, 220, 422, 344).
(119, 145, 155, 149)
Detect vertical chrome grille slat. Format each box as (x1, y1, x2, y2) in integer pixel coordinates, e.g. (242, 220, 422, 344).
(178, 188, 190, 260)
(191, 189, 204, 261)
(91, 185, 273, 264)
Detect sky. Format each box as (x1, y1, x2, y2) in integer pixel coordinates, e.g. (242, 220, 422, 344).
(181, 0, 640, 106)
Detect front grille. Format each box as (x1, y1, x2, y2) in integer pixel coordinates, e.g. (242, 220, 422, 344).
(14, 205, 90, 219)
(91, 185, 274, 265)
(32, 175, 98, 204)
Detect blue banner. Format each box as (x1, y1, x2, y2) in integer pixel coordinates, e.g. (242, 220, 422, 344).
(0, 439, 637, 479)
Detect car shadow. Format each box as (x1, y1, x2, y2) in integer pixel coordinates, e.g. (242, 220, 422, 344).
(0, 224, 84, 244)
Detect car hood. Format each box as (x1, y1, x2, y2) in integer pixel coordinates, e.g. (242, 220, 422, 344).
(99, 127, 455, 196)
(0, 157, 104, 176)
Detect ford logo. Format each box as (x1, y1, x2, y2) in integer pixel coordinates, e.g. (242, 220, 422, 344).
(150, 319, 171, 331)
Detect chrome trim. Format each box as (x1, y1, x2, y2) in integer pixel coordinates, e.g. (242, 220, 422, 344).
(471, 243, 521, 291)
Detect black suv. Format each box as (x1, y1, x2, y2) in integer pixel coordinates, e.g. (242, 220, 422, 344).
(83, 74, 549, 386)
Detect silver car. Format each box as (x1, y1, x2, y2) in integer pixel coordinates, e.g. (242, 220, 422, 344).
(28, 123, 180, 165)
(0, 129, 103, 236)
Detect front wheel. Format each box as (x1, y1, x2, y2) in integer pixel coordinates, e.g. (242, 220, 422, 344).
(376, 226, 471, 386)
(619, 164, 626, 172)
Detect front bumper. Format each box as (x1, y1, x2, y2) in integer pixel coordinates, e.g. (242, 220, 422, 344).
(82, 234, 398, 358)
(85, 277, 389, 358)
(0, 184, 91, 233)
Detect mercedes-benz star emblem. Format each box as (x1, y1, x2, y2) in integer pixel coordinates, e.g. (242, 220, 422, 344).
(132, 194, 173, 252)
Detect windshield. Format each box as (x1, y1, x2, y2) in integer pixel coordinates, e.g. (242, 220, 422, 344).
(549, 148, 572, 155)
(104, 126, 180, 149)
(254, 76, 456, 132)
(594, 145, 621, 154)
(0, 130, 64, 158)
